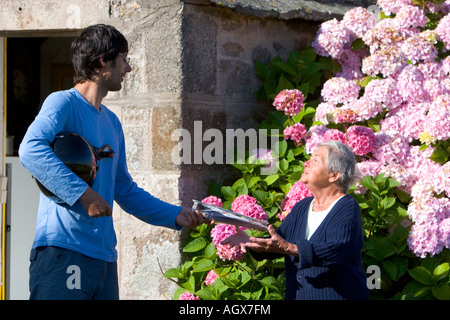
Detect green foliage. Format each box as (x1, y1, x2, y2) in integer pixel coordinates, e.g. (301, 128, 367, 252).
(164, 48, 450, 300)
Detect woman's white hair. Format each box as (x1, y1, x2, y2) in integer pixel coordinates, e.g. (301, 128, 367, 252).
(317, 140, 357, 192)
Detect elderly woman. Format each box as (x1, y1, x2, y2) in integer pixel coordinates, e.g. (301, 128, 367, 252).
(223, 140, 369, 300)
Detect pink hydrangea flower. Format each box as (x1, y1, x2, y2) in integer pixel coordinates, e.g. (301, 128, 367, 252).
(395, 65, 430, 104)
(211, 224, 246, 261)
(283, 122, 307, 145)
(202, 195, 223, 207)
(344, 96, 383, 122)
(279, 180, 313, 220)
(336, 49, 365, 80)
(407, 196, 450, 257)
(400, 34, 438, 65)
(231, 195, 268, 221)
(179, 291, 200, 300)
(435, 13, 450, 50)
(305, 126, 347, 154)
(362, 19, 406, 52)
(373, 133, 410, 165)
(330, 105, 360, 124)
(321, 77, 361, 104)
(211, 195, 268, 261)
(252, 148, 275, 168)
(422, 95, 450, 141)
(273, 89, 305, 116)
(346, 125, 376, 155)
(341, 7, 376, 39)
(393, 5, 428, 29)
(204, 269, 219, 286)
(377, 0, 413, 15)
(314, 102, 335, 125)
(312, 18, 352, 59)
(363, 78, 402, 111)
(362, 46, 407, 77)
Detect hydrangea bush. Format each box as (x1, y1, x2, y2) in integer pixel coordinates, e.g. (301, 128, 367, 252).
(165, 0, 450, 300)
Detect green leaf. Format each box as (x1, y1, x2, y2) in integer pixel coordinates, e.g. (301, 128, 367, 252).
(163, 268, 183, 279)
(274, 61, 297, 77)
(429, 140, 450, 164)
(380, 197, 396, 210)
(259, 276, 278, 290)
(221, 186, 236, 201)
(182, 275, 196, 292)
(408, 266, 436, 286)
(195, 287, 215, 300)
(264, 174, 279, 185)
(275, 75, 295, 93)
(433, 263, 450, 281)
(432, 283, 450, 300)
(252, 189, 267, 203)
(298, 47, 317, 64)
(254, 60, 272, 81)
(359, 175, 379, 194)
(193, 258, 215, 273)
(183, 237, 207, 253)
(351, 38, 366, 51)
(203, 241, 217, 259)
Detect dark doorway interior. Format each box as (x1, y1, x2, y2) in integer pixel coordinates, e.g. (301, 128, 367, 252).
(6, 37, 75, 154)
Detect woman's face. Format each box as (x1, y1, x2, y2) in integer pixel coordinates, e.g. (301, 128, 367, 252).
(300, 146, 333, 190)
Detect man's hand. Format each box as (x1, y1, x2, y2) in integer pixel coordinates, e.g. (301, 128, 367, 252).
(79, 187, 112, 218)
(175, 207, 211, 228)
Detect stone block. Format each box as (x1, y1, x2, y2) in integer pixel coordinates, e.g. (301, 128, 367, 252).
(151, 105, 182, 171)
(181, 6, 217, 94)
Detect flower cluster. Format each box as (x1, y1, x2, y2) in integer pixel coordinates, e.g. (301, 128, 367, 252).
(202, 195, 223, 207)
(179, 291, 200, 300)
(283, 123, 307, 145)
(204, 269, 219, 286)
(273, 89, 305, 116)
(304, 124, 376, 156)
(209, 195, 268, 261)
(306, 0, 450, 257)
(279, 180, 313, 220)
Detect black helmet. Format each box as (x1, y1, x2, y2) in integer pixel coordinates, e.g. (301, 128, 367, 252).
(35, 131, 114, 199)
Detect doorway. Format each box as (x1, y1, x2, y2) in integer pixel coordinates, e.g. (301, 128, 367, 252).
(4, 36, 75, 299)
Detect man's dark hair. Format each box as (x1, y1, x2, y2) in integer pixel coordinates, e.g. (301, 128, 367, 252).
(71, 24, 128, 84)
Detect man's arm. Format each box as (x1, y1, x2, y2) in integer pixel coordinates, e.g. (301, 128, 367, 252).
(19, 92, 88, 206)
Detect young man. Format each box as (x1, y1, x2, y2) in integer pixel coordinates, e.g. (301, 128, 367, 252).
(19, 24, 206, 300)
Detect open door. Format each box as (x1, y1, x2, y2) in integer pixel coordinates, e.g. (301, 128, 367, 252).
(1, 36, 74, 300)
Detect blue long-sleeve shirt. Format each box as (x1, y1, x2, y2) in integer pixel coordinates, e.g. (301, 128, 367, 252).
(19, 88, 182, 262)
(253, 195, 369, 300)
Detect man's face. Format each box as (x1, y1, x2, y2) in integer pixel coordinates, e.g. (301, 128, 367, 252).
(103, 52, 132, 91)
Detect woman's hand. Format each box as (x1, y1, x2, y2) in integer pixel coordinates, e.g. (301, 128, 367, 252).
(247, 225, 299, 256)
(221, 225, 299, 257)
(220, 226, 251, 252)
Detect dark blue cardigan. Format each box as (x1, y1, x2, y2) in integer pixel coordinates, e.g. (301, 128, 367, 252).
(253, 194, 369, 300)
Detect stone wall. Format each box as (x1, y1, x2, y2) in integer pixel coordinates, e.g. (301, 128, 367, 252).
(0, 0, 318, 299)
(178, 3, 318, 206)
